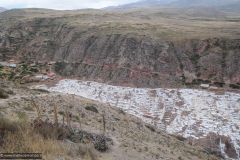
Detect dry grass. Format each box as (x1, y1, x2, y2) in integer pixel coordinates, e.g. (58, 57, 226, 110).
(78, 144, 98, 160)
(0, 97, 101, 160)
(1, 8, 240, 40)
(0, 88, 9, 99)
(0, 91, 220, 160)
(0, 118, 69, 160)
(0, 118, 100, 160)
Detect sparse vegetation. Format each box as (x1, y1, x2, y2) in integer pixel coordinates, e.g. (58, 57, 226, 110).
(0, 88, 9, 99)
(145, 124, 156, 132)
(175, 135, 187, 142)
(85, 105, 99, 113)
(0, 118, 69, 160)
(23, 105, 34, 111)
(16, 111, 28, 122)
(0, 3, 237, 159)
(0, 81, 223, 160)
(54, 61, 66, 74)
(229, 84, 240, 89)
(32, 88, 50, 93)
(0, 106, 110, 160)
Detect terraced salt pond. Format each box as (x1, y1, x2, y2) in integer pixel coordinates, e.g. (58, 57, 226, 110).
(35, 79, 240, 159)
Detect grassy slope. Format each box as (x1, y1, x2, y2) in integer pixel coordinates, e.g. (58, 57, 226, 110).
(0, 7, 240, 40)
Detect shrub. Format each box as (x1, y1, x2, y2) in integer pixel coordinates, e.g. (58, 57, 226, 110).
(145, 124, 156, 132)
(229, 84, 240, 89)
(85, 105, 99, 113)
(93, 135, 108, 152)
(175, 135, 187, 142)
(23, 105, 34, 111)
(16, 111, 28, 122)
(0, 88, 9, 99)
(32, 119, 71, 140)
(54, 61, 66, 74)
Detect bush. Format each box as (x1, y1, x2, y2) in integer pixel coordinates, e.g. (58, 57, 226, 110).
(70, 130, 111, 152)
(0, 88, 9, 99)
(229, 84, 240, 89)
(175, 135, 187, 142)
(93, 135, 108, 152)
(85, 105, 99, 113)
(32, 119, 71, 140)
(145, 124, 156, 132)
(54, 61, 66, 74)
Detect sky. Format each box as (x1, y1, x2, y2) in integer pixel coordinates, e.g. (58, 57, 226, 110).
(0, 0, 139, 10)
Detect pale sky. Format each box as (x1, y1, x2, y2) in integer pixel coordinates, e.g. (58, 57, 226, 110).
(0, 0, 140, 10)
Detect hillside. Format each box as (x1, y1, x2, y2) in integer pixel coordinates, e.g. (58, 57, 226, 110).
(0, 81, 219, 160)
(0, 8, 239, 88)
(0, 5, 240, 160)
(105, 0, 175, 10)
(0, 7, 6, 13)
(170, 0, 240, 7)
(107, 0, 240, 12)
(32, 79, 240, 159)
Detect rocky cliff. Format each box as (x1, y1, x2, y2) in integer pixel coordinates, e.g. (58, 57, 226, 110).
(0, 9, 239, 88)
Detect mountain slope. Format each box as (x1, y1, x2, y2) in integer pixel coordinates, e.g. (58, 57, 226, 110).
(0, 81, 219, 160)
(221, 1, 240, 12)
(170, 0, 240, 7)
(107, 0, 240, 12)
(105, 0, 175, 10)
(0, 7, 239, 160)
(38, 79, 240, 159)
(0, 7, 6, 13)
(0, 8, 239, 88)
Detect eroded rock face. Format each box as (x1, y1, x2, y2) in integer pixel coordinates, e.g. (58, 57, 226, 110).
(0, 16, 239, 88)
